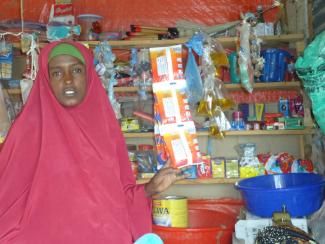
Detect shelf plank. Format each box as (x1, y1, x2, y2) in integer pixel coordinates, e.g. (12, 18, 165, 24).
(136, 178, 239, 185)
(12, 34, 304, 49)
(113, 81, 301, 93)
(87, 34, 304, 49)
(2, 81, 302, 95)
(123, 128, 314, 138)
(224, 81, 302, 91)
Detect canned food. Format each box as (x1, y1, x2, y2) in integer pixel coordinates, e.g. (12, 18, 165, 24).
(152, 196, 188, 227)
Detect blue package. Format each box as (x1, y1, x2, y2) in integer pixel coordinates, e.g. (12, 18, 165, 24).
(279, 97, 290, 117)
(182, 165, 197, 179)
(260, 48, 292, 82)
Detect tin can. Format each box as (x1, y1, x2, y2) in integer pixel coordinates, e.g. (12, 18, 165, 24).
(152, 196, 188, 227)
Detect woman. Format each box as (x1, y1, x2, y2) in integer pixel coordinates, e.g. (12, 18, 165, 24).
(0, 41, 185, 243)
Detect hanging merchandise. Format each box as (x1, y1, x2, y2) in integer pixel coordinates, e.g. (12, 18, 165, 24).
(184, 33, 204, 107)
(132, 48, 152, 101)
(150, 45, 202, 169)
(237, 13, 255, 93)
(21, 33, 39, 81)
(93, 41, 121, 119)
(0, 39, 13, 80)
(197, 35, 233, 138)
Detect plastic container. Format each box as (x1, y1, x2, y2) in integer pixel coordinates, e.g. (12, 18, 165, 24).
(153, 209, 236, 244)
(153, 199, 243, 244)
(236, 173, 325, 217)
(77, 14, 103, 41)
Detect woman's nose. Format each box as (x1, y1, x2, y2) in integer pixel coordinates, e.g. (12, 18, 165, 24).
(63, 71, 73, 84)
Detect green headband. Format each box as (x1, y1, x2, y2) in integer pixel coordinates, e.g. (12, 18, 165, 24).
(48, 43, 85, 64)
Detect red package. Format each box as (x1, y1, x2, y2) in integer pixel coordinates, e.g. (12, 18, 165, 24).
(197, 155, 212, 179)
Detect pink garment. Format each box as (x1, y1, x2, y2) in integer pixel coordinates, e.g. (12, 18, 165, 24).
(0, 41, 152, 244)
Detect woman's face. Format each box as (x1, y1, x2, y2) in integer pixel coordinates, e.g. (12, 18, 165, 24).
(48, 55, 87, 107)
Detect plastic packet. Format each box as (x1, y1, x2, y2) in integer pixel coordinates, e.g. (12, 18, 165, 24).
(237, 20, 254, 93)
(133, 48, 152, 101)
(209, 37, 229, 79)
(197, 36, 234, 116)
(207, 109, 231, 139)
(93, 41, 121, 119)
(184, 34, 204, 106)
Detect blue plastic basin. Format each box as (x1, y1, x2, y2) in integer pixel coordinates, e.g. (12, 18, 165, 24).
(235, 173, 325, 217)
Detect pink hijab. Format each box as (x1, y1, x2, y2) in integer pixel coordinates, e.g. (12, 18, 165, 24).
(0, 41, 152, 243)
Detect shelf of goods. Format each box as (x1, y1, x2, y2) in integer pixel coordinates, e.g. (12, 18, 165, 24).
(8, 34, 309, 186)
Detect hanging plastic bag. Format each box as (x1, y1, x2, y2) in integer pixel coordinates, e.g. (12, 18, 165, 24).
(197, 35, 234, 116)
(184, 33, 204, 106)
(237, 19, 254, 93)
(93, 41, 121, 119)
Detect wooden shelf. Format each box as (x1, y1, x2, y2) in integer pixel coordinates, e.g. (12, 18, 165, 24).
(123, 128, 314, 138)
(13, 33, 304, 49)
(83, 33, 305, 49)
(113, 81, 302, 93)
(2, 81, 302, 95)
(136, 177, 239, 185)
(224, 81, 302, 91)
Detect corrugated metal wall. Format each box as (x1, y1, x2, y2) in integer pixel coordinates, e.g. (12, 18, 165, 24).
(313, 0, 325, 35)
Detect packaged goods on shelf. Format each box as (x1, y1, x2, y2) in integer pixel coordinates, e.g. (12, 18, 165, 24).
(211, 157, 226, 178)
(196, 154, 212, 179)
(225, 158, 240, 178)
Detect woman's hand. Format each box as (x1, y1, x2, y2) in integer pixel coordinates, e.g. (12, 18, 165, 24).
(144, 160, 187, 197)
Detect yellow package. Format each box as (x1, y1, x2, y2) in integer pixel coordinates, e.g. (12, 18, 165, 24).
(211, 157, 225, 178)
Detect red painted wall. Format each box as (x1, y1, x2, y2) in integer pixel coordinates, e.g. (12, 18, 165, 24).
(1, 0, 277, 31)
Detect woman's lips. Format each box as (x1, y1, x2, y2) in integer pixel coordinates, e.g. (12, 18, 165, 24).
(63, 88, 76, 97)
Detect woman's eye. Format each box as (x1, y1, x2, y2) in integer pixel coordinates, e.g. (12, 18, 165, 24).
(51, 71, 62, 78)
(72, 67, 83, 74)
